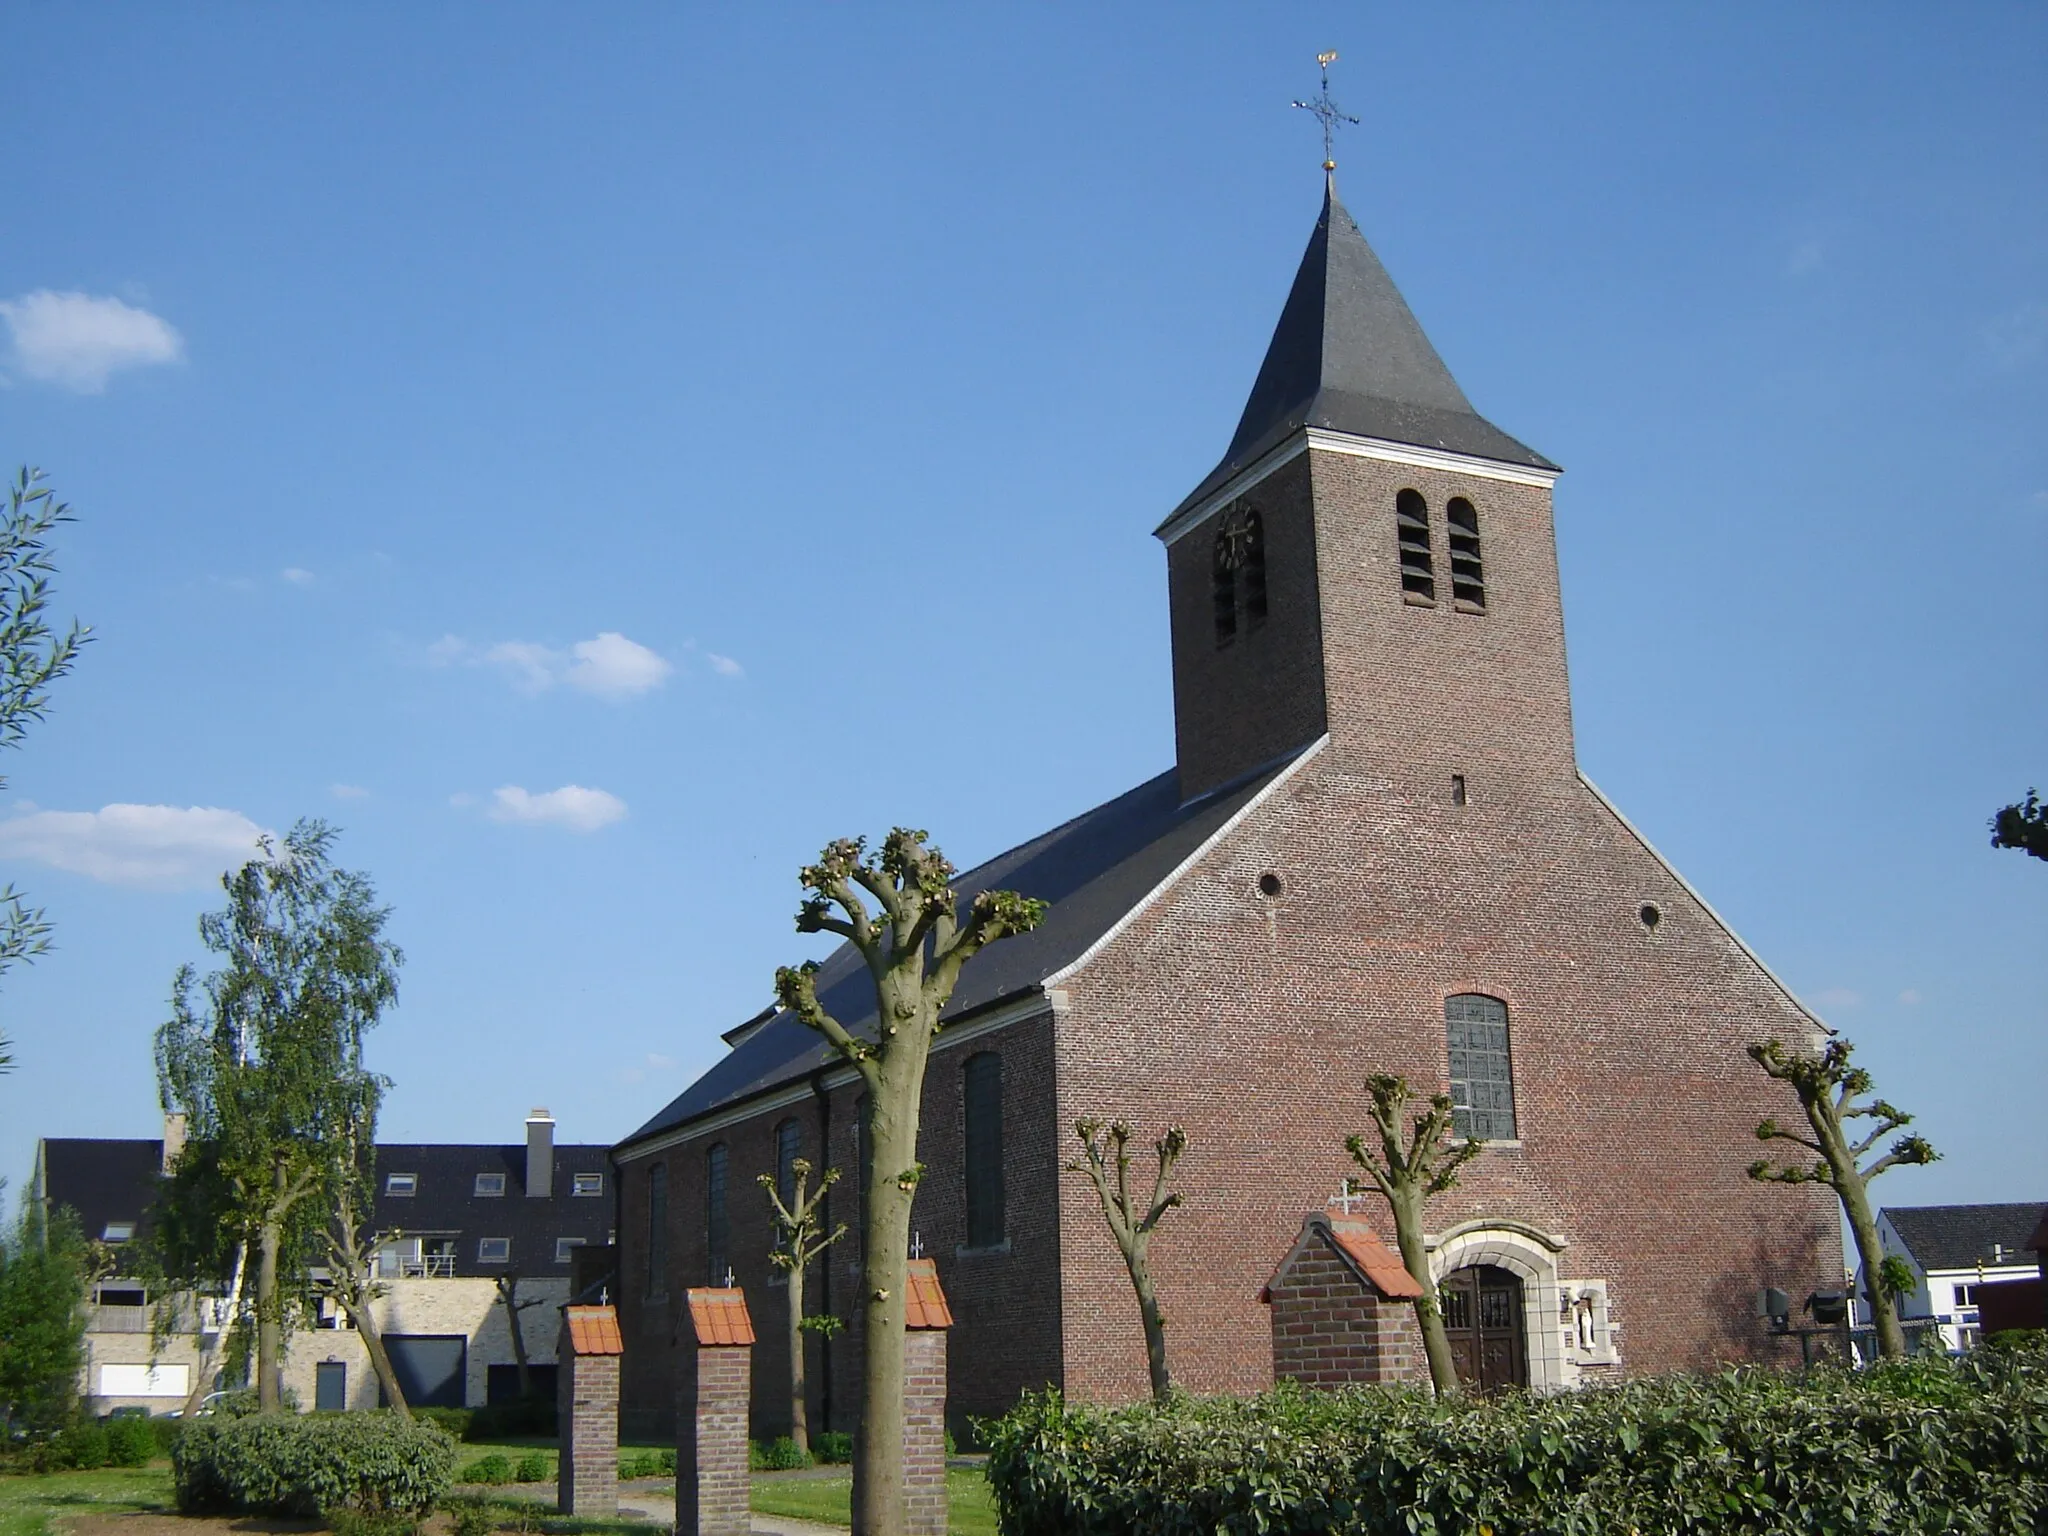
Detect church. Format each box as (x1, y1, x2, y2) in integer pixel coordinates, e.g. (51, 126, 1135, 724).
(611, 171, 1840, 1437)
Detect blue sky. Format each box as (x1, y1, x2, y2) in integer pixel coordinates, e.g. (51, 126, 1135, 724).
(2, 6, 2042, 1217)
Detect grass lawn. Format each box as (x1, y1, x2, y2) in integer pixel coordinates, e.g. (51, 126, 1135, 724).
(0, 1466, 172, 1536)
(751, 1468, 995, 1536)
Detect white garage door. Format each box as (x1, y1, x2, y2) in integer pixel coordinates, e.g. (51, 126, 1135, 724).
(98, 1363, 190, 1397)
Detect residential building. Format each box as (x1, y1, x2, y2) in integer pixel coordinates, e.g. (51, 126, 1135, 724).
(34, 1109, 616, 1413)
(1859, 1202, 2048, 1351)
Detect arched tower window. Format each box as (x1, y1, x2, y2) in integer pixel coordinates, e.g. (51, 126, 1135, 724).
(644, 1161, 669, 1298)
(1212, 506, 1266, 645)
(1396, 489, 1435, 602)
(1445, 994, 1516, 1141)
(774, 1117, 802, 1208)
(1446, 497, 1486, 611)
(963, 1052, 1005, 1249)
(705, 1142, 729, 1285)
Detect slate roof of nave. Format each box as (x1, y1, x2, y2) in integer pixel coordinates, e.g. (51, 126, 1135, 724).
(618, 749, 1308, 1152)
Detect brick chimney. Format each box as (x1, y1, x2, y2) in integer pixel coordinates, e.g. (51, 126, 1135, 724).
(162, 1112, 188, 1174)
(526, 1108, 555, 1198)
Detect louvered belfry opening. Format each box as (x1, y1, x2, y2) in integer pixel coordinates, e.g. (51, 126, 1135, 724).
(1446, 497, 1486, 611)
(1211, 534, 1237, 645)
(1396, 489, 1435, 602)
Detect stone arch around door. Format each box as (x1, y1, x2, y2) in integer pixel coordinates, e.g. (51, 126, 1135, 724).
(1427, 1223, 1570, 1390)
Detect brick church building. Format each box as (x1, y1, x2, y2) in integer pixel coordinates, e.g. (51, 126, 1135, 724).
(612, 176, 1839, 1436)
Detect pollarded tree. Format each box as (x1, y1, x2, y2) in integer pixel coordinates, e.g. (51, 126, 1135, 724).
(1991, 789, 2047, 861)
(774, 828, 1044, 1536)
(758, 1157, 847, 1456)
(313, 1138, 410, 1415)
(1067, 1119, 1186, 1402)
(1748, 1036, 1938, 1359)
(153, 819, 403, 1411)
(0, 467, 92, 1074)
(1345, 1074, 1482, 1396)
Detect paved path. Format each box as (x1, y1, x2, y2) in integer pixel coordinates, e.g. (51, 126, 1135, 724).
(484, 1480, 851, 1532)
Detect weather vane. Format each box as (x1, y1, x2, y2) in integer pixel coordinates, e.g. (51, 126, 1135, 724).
(1292, 50, 1359, 173)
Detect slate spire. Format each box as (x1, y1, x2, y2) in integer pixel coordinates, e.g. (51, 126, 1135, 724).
(1169, 179, 1553, 523)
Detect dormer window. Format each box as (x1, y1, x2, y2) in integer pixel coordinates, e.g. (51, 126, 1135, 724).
(385, 1173, 417, 1197)
(1396, 490, 1435, 603)
(572, 1172, 603, 1197)
(1212, 506, 1267, 645)
(1446, 497, 1486, 611)
(475, 1172, 506, 1197)
(102, 1221, 136, 1244)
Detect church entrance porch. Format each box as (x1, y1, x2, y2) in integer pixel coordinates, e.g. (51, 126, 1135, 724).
(1441, 1264, 1527, 1392)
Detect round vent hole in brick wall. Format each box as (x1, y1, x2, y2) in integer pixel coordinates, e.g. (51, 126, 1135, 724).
(1639, 903, 1662, 931)
(1258, 872, 1284, 898)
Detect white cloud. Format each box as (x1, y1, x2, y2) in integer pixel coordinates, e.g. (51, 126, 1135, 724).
(431, 632, 672, 700)
(486, 784, 626, 833)
(1812, 986, 1862, 1010)
(0, 804, 271, 890)
(1898, 988, 1922, 1006)
(0, 290, 183, 392)
(282, 568, 314, 586)
(567, 632, 673, 699)
(330, 784, 370, 801)
(706, 652, 744, 679)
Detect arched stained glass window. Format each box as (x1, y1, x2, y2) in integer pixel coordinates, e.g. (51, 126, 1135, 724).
(644, 1162, 668, 1298)
(1446, 994, 1516, 1141)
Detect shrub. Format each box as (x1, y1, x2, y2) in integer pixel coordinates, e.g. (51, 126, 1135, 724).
(328, 1511, 419, 1536)
(42, 1421, 110, 1470)
(105, 1413, 156, 1467)
(463, 1396, 556, 1441)
(450, 1498, 498, 1536)
(459, 1453, 513, 1485)
(511, 1452, 552, 1483)
(172, 1410, 458, 1518)
(985, 1348, 2047, 1536)
(148, 1417, 184, 1456)
(413, 1406, 473, 1439)
(617, 1448, 675, 1479)
(810, 1431, 853, 1465)
(751, 1436, 810, 1471)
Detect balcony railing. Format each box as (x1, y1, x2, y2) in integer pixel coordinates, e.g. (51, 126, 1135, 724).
(379, 1253, 457, 1279)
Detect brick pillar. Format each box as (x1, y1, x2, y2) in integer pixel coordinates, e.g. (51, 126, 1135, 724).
(903, 1258, 954, 1536)
(678, 1287, 754, 1536)
(557, 1305, 623, 1517)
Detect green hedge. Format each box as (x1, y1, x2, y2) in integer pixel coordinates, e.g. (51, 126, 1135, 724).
(985, 1343, 2046, 1536)
(172, 1411, 458, 1518)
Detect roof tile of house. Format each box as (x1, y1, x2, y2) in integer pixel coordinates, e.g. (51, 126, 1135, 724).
(1325, 1219, 1425, 1300)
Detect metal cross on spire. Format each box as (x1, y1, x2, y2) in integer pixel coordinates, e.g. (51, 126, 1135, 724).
(1292, 50, 1360, 173)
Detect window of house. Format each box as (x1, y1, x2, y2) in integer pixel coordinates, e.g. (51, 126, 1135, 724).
(1396, 489, 1435, 602)
(775, 1118, 802, 1209)
(645, 1162, 669, 1298)
(101, 1221, 136, 1243)
(1446, 497, 1486, 610)
(424, 1238, 456, 1276)
(556, 1237, 585, 1265)
(385, 1173, 417, 1197)
(474, 1172, 506, 1197)
(1955, 1283, 1979, 1309)
(1446, 994, 1516, 1141)
(964, 1052, 1005, 1250)
(96, 1285, 147, 1307)
(572, 1172, 603, 1197)
(706, 1143, 729, 1286)
(477, 1237, 510, 1264)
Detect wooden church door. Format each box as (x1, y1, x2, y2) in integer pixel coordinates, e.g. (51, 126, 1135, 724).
(1441, 1265, 1526, 1392)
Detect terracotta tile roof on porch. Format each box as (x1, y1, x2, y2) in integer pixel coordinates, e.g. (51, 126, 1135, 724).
(564, 1304, 623, 1356)
(904, 1259, 953, 1330)
(686, 1287, 756, 1346)
(1326, 1219, 1425, 1299)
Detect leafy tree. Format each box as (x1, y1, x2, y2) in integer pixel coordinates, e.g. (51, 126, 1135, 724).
(758, 1156, 847, 1456)
(774, 828, 1044, 1536)
(153, 820, 403, 1411)
(0, 1199, 89, 1437)
(1748, 1036, 1937, 1359)
(1345, 1074, 1482, 1396)
(1067, 1119, 1186, 1402)
(1991, 789, 2047, 861)
(0, 467, 92, 1073)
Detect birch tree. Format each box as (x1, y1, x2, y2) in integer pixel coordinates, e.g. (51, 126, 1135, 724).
(153, 820, 402, 1411)
(774, 828, 1043, 1536)
(1067, 1119, 1186, 1401)
(758, 1157, 846, 1455)
(1345, 1074, 1481, 1396)
(1748, 1036, 1938, 1359)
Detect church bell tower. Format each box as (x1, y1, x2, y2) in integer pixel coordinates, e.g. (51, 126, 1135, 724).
(1158, 177, 1574, 810)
